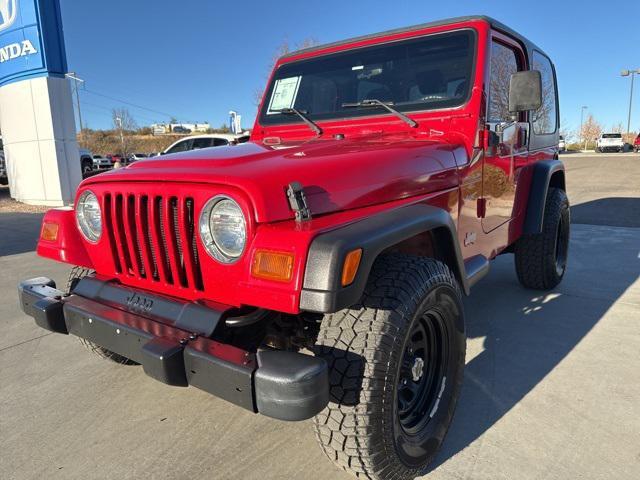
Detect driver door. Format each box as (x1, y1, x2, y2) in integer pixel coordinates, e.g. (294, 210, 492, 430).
(482, 37, 529, 233)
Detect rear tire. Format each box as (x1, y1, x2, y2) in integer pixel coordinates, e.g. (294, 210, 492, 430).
(313, 254, 466, 480)
(514, 187, 570, 290)
(81, 160, 93, 176)
(67, 267, 137, 365)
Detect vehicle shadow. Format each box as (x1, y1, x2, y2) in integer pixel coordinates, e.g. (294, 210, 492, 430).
(0, 212, 44, 256)
(571, 197, 640, 228)
(430, 228, 639, 471)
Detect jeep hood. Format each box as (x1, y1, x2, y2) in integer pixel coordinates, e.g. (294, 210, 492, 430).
(84, 133, 460, 223)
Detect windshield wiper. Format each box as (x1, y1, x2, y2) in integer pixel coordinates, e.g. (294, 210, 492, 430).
(277, 108, 323, 136)
(341, 99, 418, 128)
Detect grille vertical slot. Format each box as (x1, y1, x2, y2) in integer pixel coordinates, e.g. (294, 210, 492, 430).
(114, 194, 133, 274)
(103, 193, 121, 273)
(127, 194, 145, 278)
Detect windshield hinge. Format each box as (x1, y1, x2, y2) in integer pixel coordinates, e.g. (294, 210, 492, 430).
(286, 182, 311, 222)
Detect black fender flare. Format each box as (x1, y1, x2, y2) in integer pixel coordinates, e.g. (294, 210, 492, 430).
(523, 160, 566, 234)
(299, 203, 469, 313)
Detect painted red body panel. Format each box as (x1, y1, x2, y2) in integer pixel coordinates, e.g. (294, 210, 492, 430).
(36, 18, 557, 314)
(37, 208, 93, 268)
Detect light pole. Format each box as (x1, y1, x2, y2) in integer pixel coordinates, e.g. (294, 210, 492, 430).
(621, 69, 640, 134)
(579, 106, 588, 151)
(115, 116, 125, 159)
(65, 72, 85, 143)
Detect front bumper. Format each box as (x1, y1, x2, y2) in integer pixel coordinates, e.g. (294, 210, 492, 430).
(18, 277, 328, 421)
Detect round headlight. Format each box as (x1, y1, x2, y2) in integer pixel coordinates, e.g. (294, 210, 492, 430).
(199, 196, 246, 263)
(76, 190, 102, 242)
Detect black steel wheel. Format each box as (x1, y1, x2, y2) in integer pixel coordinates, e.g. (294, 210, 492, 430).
(314, 254, 466, 479)
(396, 311, 449, 433)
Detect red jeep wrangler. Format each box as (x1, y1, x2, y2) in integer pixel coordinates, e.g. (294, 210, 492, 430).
(19, 16, 568, 480)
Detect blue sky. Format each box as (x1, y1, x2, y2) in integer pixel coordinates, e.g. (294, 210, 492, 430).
(60, 0, 640, 138)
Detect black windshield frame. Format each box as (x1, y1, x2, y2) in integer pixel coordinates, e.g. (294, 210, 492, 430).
(259, 29, 477, 127)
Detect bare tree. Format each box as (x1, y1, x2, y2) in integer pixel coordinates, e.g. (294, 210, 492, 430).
(253, 37, 319, 107)
(611, 122, 625, 133)
(580, 114, 602, 149)
(112, 108, 138, 157)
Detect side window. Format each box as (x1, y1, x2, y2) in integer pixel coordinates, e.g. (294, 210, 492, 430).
(167, 139, 192, 154)
(532, 51, 557, 135)
(213, 138, 229, 147)
(488, 41, 520, 123)
(191, 138, 213, 150)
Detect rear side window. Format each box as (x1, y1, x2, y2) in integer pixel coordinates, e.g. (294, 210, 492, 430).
(191, 138, 213, 149)
(488, 41, 520, 123)
(166, 139, 192, 154)
(532, 51, 557, 135)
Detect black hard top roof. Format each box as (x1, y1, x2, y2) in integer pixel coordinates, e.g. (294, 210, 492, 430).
(281, 15, 547, 62)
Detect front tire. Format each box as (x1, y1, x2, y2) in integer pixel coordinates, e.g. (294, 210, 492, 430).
(514, 187, 570, 290)
(313, 254, 466, 480)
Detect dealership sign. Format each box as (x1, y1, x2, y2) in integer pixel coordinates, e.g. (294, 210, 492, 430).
(0, 0, 67, 86)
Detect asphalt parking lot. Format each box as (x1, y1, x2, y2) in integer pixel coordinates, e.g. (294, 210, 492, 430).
(1, 153, 639, 480)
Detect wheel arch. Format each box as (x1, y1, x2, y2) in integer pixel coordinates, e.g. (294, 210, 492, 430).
(522, 160, 566, 235)
(299, 204, 469, 313)
(81, 156, 93, 169)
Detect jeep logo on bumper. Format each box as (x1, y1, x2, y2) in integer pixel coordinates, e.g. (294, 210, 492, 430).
(126, 293, 154, 313)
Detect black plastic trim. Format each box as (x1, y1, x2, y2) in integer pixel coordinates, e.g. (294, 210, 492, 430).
(282, 15, 547, 62)
(184, 342, 256, 412)
(255, 350, 329, 421)
(141, 337, 188, 387)
(18, 277, 329, 422)
(523, 160, 565, 234)
(72, 277, 226, 337)
(300, 204, 468, 313)
(18, 278, 67, 334)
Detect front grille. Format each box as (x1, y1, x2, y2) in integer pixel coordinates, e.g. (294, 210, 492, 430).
(103, 193, 204, 291)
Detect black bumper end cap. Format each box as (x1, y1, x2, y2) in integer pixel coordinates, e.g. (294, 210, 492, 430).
(19, 277, 67, 334)
(255, 350, 329, 421)
(141, 337, 188, 387)
(33, 297, 68, 334)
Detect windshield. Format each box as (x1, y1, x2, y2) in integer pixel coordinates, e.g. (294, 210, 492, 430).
(602, 133, 622, 138)
(260, 30, 476, 126)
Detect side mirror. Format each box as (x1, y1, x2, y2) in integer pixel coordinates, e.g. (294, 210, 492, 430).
(509, 70, 542, 113)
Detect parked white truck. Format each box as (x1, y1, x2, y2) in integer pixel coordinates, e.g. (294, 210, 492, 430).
(596, 133, 625, 153)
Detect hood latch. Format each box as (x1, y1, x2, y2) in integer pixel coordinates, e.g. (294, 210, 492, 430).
(286, 182, 311, 222)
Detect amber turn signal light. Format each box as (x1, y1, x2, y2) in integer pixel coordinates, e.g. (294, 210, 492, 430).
(41, 222, 59, 242)
(252, 250, 294, 282)
(341, 248, 363, 286)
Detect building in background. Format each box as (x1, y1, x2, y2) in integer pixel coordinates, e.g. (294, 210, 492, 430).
(151, 123, 210, 135)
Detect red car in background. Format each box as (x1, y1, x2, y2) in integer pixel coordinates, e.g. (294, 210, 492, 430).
(634, 133, 640, 152)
